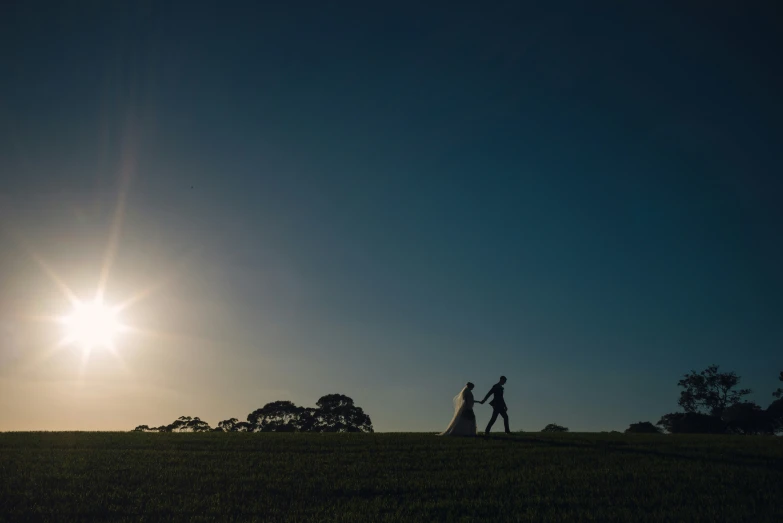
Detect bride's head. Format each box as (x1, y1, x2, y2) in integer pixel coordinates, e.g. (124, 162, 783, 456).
(466, 382, 474, 390)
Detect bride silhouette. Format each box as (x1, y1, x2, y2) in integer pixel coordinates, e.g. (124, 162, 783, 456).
(439, 382, 477, 436)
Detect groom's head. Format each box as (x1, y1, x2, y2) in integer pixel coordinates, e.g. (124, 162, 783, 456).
(499, 376, 507, 385)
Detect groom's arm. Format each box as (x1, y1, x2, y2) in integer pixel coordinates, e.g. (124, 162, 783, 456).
(480, 386, 496, 404)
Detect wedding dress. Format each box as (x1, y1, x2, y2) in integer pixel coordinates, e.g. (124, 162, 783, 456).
(439, 385, 477, 436)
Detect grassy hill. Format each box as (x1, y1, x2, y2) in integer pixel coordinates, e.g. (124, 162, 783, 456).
(1, 431, 781, 522)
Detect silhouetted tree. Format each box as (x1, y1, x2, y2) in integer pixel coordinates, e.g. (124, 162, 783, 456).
(166, 416, 192, 432)
(773, 371, 783, 399)
(174, 416, 190, 432)
(132, 394, 376, 433)
(296, 408, 318, 432)
(247, 401, 305, 432)
(766, 398, 783, 435)
(312, 394, 373, 433)
(135, 416, 212, 433)
(541, 423, 568, 433)
(721, 402, 774, 435)
(657, 412, 727, 434)
(625, 421, 662, 434)
(234, 421, 254, 432)
(217, 418, 240, 432)
(677, 364, 751, 417)
(186, 417, 212, 432)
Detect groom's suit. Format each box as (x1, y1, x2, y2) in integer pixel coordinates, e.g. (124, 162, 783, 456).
(483, 383, 510, 434)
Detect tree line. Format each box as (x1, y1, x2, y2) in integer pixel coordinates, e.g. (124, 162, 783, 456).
(133, 394, 373, 433)
(625, 366, 783, 435)
(539, 366, 782, 435)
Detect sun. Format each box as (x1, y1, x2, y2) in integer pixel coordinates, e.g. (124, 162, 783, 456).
(61, 299, 122, 349)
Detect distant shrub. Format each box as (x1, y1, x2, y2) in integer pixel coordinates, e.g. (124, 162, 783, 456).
(768, 398, 783, 435)
(722, 402, 774, 435)
(657, 412, 727, 434)
(625, 422, 663, 434)
(541, 423, 569, 433)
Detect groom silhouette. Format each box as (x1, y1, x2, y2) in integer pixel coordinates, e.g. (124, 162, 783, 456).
(480, 376, 510, 434)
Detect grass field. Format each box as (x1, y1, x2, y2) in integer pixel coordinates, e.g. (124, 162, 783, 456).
(1, 432, 781, 522)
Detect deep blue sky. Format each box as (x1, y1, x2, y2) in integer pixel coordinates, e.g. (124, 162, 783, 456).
(1, 2, 781, 431)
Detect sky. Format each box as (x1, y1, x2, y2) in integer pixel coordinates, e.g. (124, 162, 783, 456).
(1, 2, 781, 432)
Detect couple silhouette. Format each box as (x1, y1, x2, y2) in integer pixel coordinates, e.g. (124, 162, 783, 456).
(439, 376, 510, 436)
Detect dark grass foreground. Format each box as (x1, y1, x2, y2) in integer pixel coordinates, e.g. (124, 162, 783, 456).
(1, 432, 782, 522)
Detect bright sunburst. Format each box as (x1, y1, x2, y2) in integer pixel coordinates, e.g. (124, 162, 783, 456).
(61, 299, 123, 350)
(0, 122, 221, 385)
(13, 130, 196, 375)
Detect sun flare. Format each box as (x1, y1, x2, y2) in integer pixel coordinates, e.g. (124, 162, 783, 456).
(62, 300, 122, 349)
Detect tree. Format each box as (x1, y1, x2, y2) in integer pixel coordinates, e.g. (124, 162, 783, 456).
(167, 416, 192, 432)
(296, 408, 318, 432)
(721, 402, 774, 435)
(541, 423, 568, 433)
(185, 417, 212, 432)
(234, 421, 254, 432)
(217, 418, 240, 432)
(657, 412, 727, 434)
(131, 394, 376, 434)
(773, 371, 783, 399)
(315, 394, 355, 412)
(766, 398, 783, 435)
(134, 416, 211, 433)
(625, 421, 662, 434)
(677, 364, 751, 417)
(247, 401, 305, 432)
(312, 394, 373, 433)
